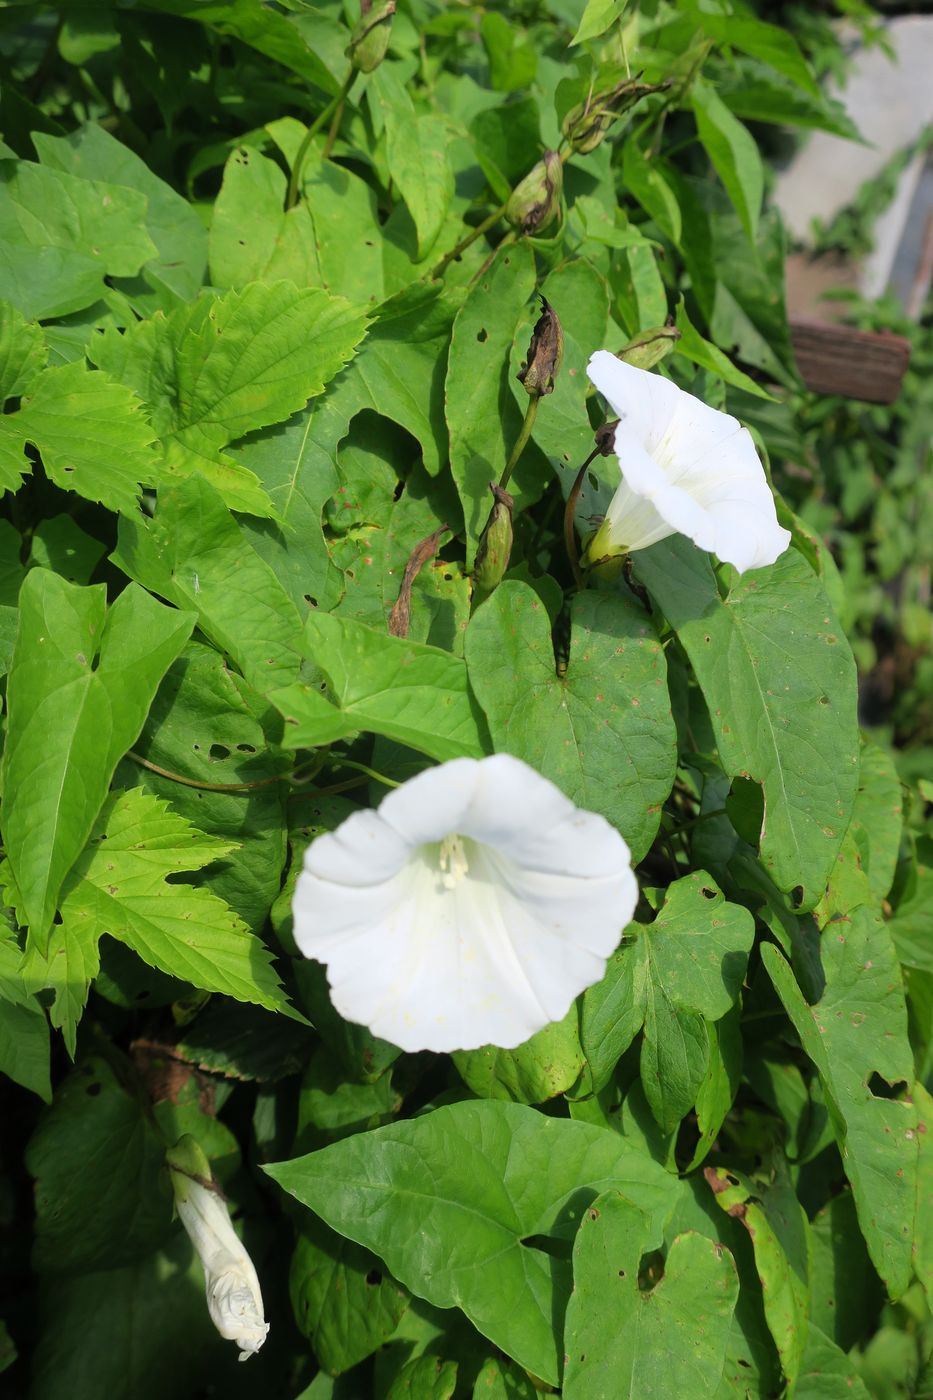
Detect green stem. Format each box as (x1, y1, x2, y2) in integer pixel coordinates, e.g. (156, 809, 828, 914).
(127, 750, 300, 794)
(499, 395, 539, 492)
(430, 199, 509, 280)
(285, 87, 346, 209)
(321, 69, 355, 162)
(470, 227, 516, 287)
(563, 446, 601, 589)
(330, 757, 401, 789)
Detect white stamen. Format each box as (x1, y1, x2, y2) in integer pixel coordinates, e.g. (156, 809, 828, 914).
(438, 833, 470, 888)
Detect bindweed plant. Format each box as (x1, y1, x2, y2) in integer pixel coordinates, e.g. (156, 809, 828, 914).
(0, 1, 930, 1397)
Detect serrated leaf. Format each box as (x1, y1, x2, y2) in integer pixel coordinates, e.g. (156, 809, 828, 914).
(563, 1192, 738, 1398)
(2, 361, 162, 512)
(465, 581, 676, 860)
(290, 1213, 409, 1376)
(635, 539, 859, 909)
(266, 1100, 679, 1385)
(91, 281, 369, 516)
(271, 611, 489, 762)
(446, 244, 537, 564)
(762, 910, 917, 1298)
(25, 1053, 173, 1273)
(0, 158, 157, 319)
(112, 475, 305, 695)
(370, 65, 454, 261)
(58, 788, 297, 1021)
(1, 571, 194, 945)
(0, 296, 45, 400)
(692, 80, 763, 244)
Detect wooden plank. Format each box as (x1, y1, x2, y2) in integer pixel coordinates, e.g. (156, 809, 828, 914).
(789, 316, 911, 404)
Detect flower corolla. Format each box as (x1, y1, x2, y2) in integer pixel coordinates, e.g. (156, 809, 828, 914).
(585, 350, 791, 574)
(292, 754, 637, 1053)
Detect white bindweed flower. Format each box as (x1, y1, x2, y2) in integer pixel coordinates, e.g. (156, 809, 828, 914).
(585, 349, 791, 574)
(167, 1136, 269, 1361)
(292, 754, 638, 1053)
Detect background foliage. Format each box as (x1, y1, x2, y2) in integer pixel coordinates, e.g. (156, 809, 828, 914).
(0, 1, 931, 1397)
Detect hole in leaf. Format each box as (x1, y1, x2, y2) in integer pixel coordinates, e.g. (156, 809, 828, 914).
(476, 328, 488, 343)
(393, 480, 404, 502)
(638, 1249, 665, 1292)
(701, 886, 717, 900)
(791, 885, 804, 909)
(236, 744, 256, 754)
(868, 1073, 909, 1101)
(210, 744, 230, 761)
(365, 1269, 382, 1286)
(86, 1083, 102, 1097)
(303, 594, 318, 608)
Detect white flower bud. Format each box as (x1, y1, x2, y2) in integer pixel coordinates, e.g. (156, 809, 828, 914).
(167, 1136, 270, 1361)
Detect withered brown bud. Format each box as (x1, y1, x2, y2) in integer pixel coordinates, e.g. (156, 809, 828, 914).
(347, 0, 395, 73)
(618, 323, 680, 371)
(517, 298, 563, 398)
(506, 150, 563, 236)
(473, 483, 514, 598)
(562, 77, 671, 155)
(594, 419, 620, 456)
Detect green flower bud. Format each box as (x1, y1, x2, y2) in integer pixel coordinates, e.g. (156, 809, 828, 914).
(473, 483, 514, 597)
(347, 0, 395, 74)
(618, 323, 680, 371)
(517, 298, 563, 398)
(562, 77, 671, 155)
(506, 150, 563, 236)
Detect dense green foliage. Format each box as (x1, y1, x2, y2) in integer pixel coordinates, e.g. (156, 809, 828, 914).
(0, 1, 931, 1397)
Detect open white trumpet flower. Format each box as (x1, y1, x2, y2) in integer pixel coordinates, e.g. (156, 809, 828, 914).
(585, 349, 791, 574)
(167, 1137, 269, 1361)
(292, 754, 637, 1053)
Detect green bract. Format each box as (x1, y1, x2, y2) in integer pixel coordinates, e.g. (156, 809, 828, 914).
(0, 3, 928, 1398)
